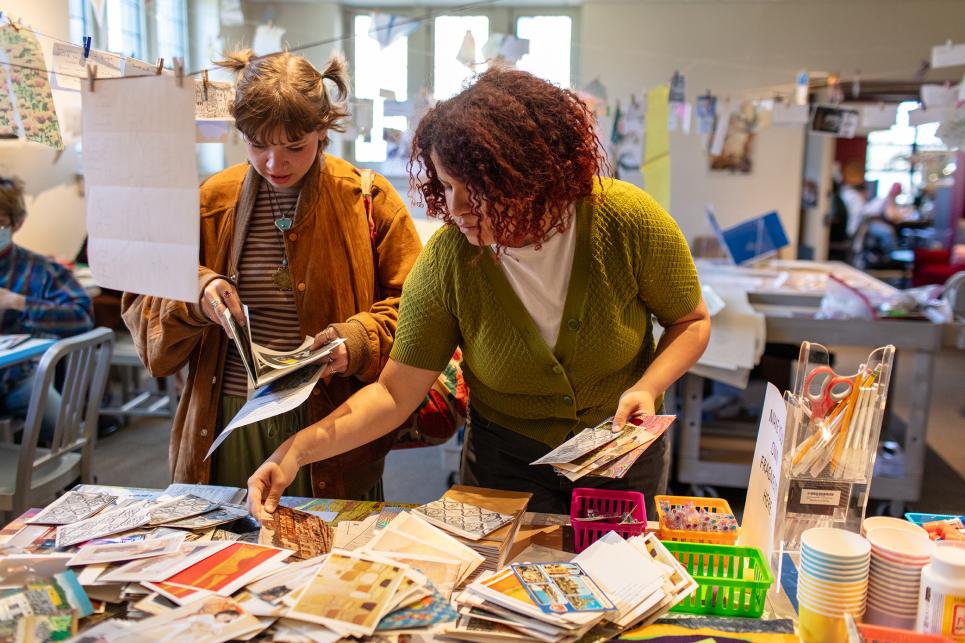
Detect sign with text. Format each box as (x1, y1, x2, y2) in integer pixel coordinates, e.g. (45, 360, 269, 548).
(738, 382, 786, 566)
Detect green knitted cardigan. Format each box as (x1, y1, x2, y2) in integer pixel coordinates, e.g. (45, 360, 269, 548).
(390, 178, 702, 447)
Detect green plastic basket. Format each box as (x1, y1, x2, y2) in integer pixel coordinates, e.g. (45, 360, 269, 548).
(663, 541, 774, 618)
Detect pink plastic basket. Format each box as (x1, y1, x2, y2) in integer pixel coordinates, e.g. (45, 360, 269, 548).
(570, 488, 647, 552)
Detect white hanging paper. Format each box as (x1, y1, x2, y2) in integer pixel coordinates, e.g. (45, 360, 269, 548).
(253, 23, 286, 56)
(920, 83, 960, 109)
(908, 107, 947, 126)
(368, 13, 419, 49)
(710, 102, 732, 156)
(220, 0, 245, 27)
(861, 104, 898, 130)
(82, 74, 199, 302)
(481, 34, 529, 64)
(456, 30, 476, 68)
(771, 103, 810, 126)
(931, 41, 965, 68)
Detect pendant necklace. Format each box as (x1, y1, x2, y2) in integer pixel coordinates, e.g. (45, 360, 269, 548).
(266, 183, 298, 292)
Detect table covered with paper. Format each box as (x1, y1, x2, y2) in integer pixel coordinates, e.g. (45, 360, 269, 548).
(0, 477, 799, 642)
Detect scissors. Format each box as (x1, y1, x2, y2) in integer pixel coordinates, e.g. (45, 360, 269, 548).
(803, 366, 853, 421)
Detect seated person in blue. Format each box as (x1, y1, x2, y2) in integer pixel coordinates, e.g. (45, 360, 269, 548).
(0, 177, 94, 443)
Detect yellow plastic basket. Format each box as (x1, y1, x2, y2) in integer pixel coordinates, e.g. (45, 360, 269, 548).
(654, 495, 739, 545)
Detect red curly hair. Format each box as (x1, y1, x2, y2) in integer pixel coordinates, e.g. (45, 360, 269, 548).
(409, 68, 607, 249)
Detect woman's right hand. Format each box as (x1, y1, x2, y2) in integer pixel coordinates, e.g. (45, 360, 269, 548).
(247, 450, 299, 520)
(200, 278, 246, 334)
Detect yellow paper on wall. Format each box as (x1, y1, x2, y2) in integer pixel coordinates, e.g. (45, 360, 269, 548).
(642, 85, 670, 211)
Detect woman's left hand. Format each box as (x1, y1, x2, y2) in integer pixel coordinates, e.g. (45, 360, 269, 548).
(311, 326, 349, 375)
(611, 388, 657, 432)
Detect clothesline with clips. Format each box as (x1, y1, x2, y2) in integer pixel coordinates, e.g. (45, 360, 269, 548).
(0, 0, 505, 87)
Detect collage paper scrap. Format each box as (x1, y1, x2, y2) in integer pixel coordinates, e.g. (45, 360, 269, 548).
(0, 24, 63, 149)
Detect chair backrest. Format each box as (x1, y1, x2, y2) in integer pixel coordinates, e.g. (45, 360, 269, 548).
(14, 327, 114, 508)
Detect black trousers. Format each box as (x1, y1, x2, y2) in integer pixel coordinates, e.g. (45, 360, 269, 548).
(460, 406, 670, 519)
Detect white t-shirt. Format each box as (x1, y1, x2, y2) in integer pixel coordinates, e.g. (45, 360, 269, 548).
(495, 218, 577, 349)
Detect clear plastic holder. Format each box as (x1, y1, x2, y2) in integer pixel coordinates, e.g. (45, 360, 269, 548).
(773, 341, 895, 554)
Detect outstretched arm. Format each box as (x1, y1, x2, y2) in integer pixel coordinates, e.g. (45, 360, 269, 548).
(247, 358, 440, 518)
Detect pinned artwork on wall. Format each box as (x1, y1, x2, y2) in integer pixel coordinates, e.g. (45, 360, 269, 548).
(709, 101, 758, 174)
(810, 105, 859, 138)
(695, 93, 717, 135)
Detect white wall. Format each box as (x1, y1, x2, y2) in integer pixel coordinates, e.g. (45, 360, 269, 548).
(0, 0, 86, 261)
(579, 0, 965, 250)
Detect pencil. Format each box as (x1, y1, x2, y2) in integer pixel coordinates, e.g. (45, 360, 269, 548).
(830, 370, 872, 474)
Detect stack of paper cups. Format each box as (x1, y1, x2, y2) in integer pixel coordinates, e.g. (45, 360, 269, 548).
(861, 515, 929, 539)
(798, 528, 870, 643)
(864, 526, 933, 629)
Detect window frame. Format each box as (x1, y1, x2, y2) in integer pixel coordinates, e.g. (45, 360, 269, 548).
(342, 4, 579, 175)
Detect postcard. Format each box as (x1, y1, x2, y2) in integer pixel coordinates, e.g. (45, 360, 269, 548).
(25, 491, 115, 525)
(376, 586, 458, 631)
(288, 550, 408, 636)
(117, 596, 263, 643)
(0, 554, 72, 588)
(511, 562, 615, 614)
(258, 506, 333, 560)
(0, 570, 93, 620)
(153, 542, 292, 596)
(55, 502, 151, 548)
(245, 555, 325, 607)
(159, 504, 248, 530)
(68, 533, 186, 567)
(142, 580, 213, 606)
(148, 495, 218, 526)
(162, 483, 246, 506)
(413, 498, 513, 541)
(98, 542, 231, 584)
(530, 419, 622, 466)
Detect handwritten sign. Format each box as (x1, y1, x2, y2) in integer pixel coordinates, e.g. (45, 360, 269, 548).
(739, 382, 786, 567)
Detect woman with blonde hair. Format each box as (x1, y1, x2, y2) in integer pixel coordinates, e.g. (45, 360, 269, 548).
(122, 50, 421, 500)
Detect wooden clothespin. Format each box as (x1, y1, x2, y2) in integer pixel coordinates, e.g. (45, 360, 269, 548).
(9, 15, 21, 32)
(172, 57, 184, 88)
(154, 57, 164, 75)
(83, 36, 92, 58)
(202, 69, 209, 101)
(86, 63, 98, 93)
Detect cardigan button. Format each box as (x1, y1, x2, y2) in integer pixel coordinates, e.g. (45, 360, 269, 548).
(297, 282, 306, 292)
(562, 395, 573, 406)
(200, 429, 208, 437)
(317, 481, 327, 491)
(567, 318, 581, 331)
(288, 232, 298, 241)
(312, 389, 321, 396)
(552, 365, 563, 375)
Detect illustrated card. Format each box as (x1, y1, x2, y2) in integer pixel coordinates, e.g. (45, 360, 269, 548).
(258, 506, 334, 560)
(159, 504, 248, 529)
(413, 498, 513, 540)
(148, 495, 218, 526)
(26, 491, 115, 525)
(288, 550, 407, 636)
(68, 533, 186, 567)
(530, 418, 623, 465)
(54, 503, 150, 548)
(99, 542, 231, 584)
(121, 595, 263, 643)
(510, 562, 615, 614)
(154, 542, 292, 596)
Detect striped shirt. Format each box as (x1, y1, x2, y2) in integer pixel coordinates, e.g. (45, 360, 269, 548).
(222, 182, 304, 395)
(0, 243, 94, 391)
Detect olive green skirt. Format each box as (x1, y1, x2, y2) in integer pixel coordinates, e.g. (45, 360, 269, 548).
(210, 395, 385, 502)
(211, 395, 314, 499)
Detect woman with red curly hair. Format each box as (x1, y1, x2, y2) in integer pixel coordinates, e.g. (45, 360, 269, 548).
(247, 68, 710, 517)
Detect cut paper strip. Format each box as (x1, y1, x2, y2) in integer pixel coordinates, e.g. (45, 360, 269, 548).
(932, 41, 965, 69)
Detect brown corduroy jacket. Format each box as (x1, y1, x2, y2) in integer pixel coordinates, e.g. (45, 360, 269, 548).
(121, 154, 422, 498)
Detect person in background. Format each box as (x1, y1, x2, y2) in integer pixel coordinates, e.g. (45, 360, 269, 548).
(862, 182, 910, 224)
(840, 161, 868, 237)
(0, 177, 94, 443)
(247, 68, 711, 519)
(122, 51, 421, 500)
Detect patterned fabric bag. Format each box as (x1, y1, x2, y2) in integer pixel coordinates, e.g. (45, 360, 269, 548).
(361, 170, 468, 448)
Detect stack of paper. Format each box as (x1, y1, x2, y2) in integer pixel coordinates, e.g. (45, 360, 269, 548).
(363, 511, 484, 598)
(531, 416, 675, 481)
(445, 531, 697, 641)
(414, 486, 532, 573)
